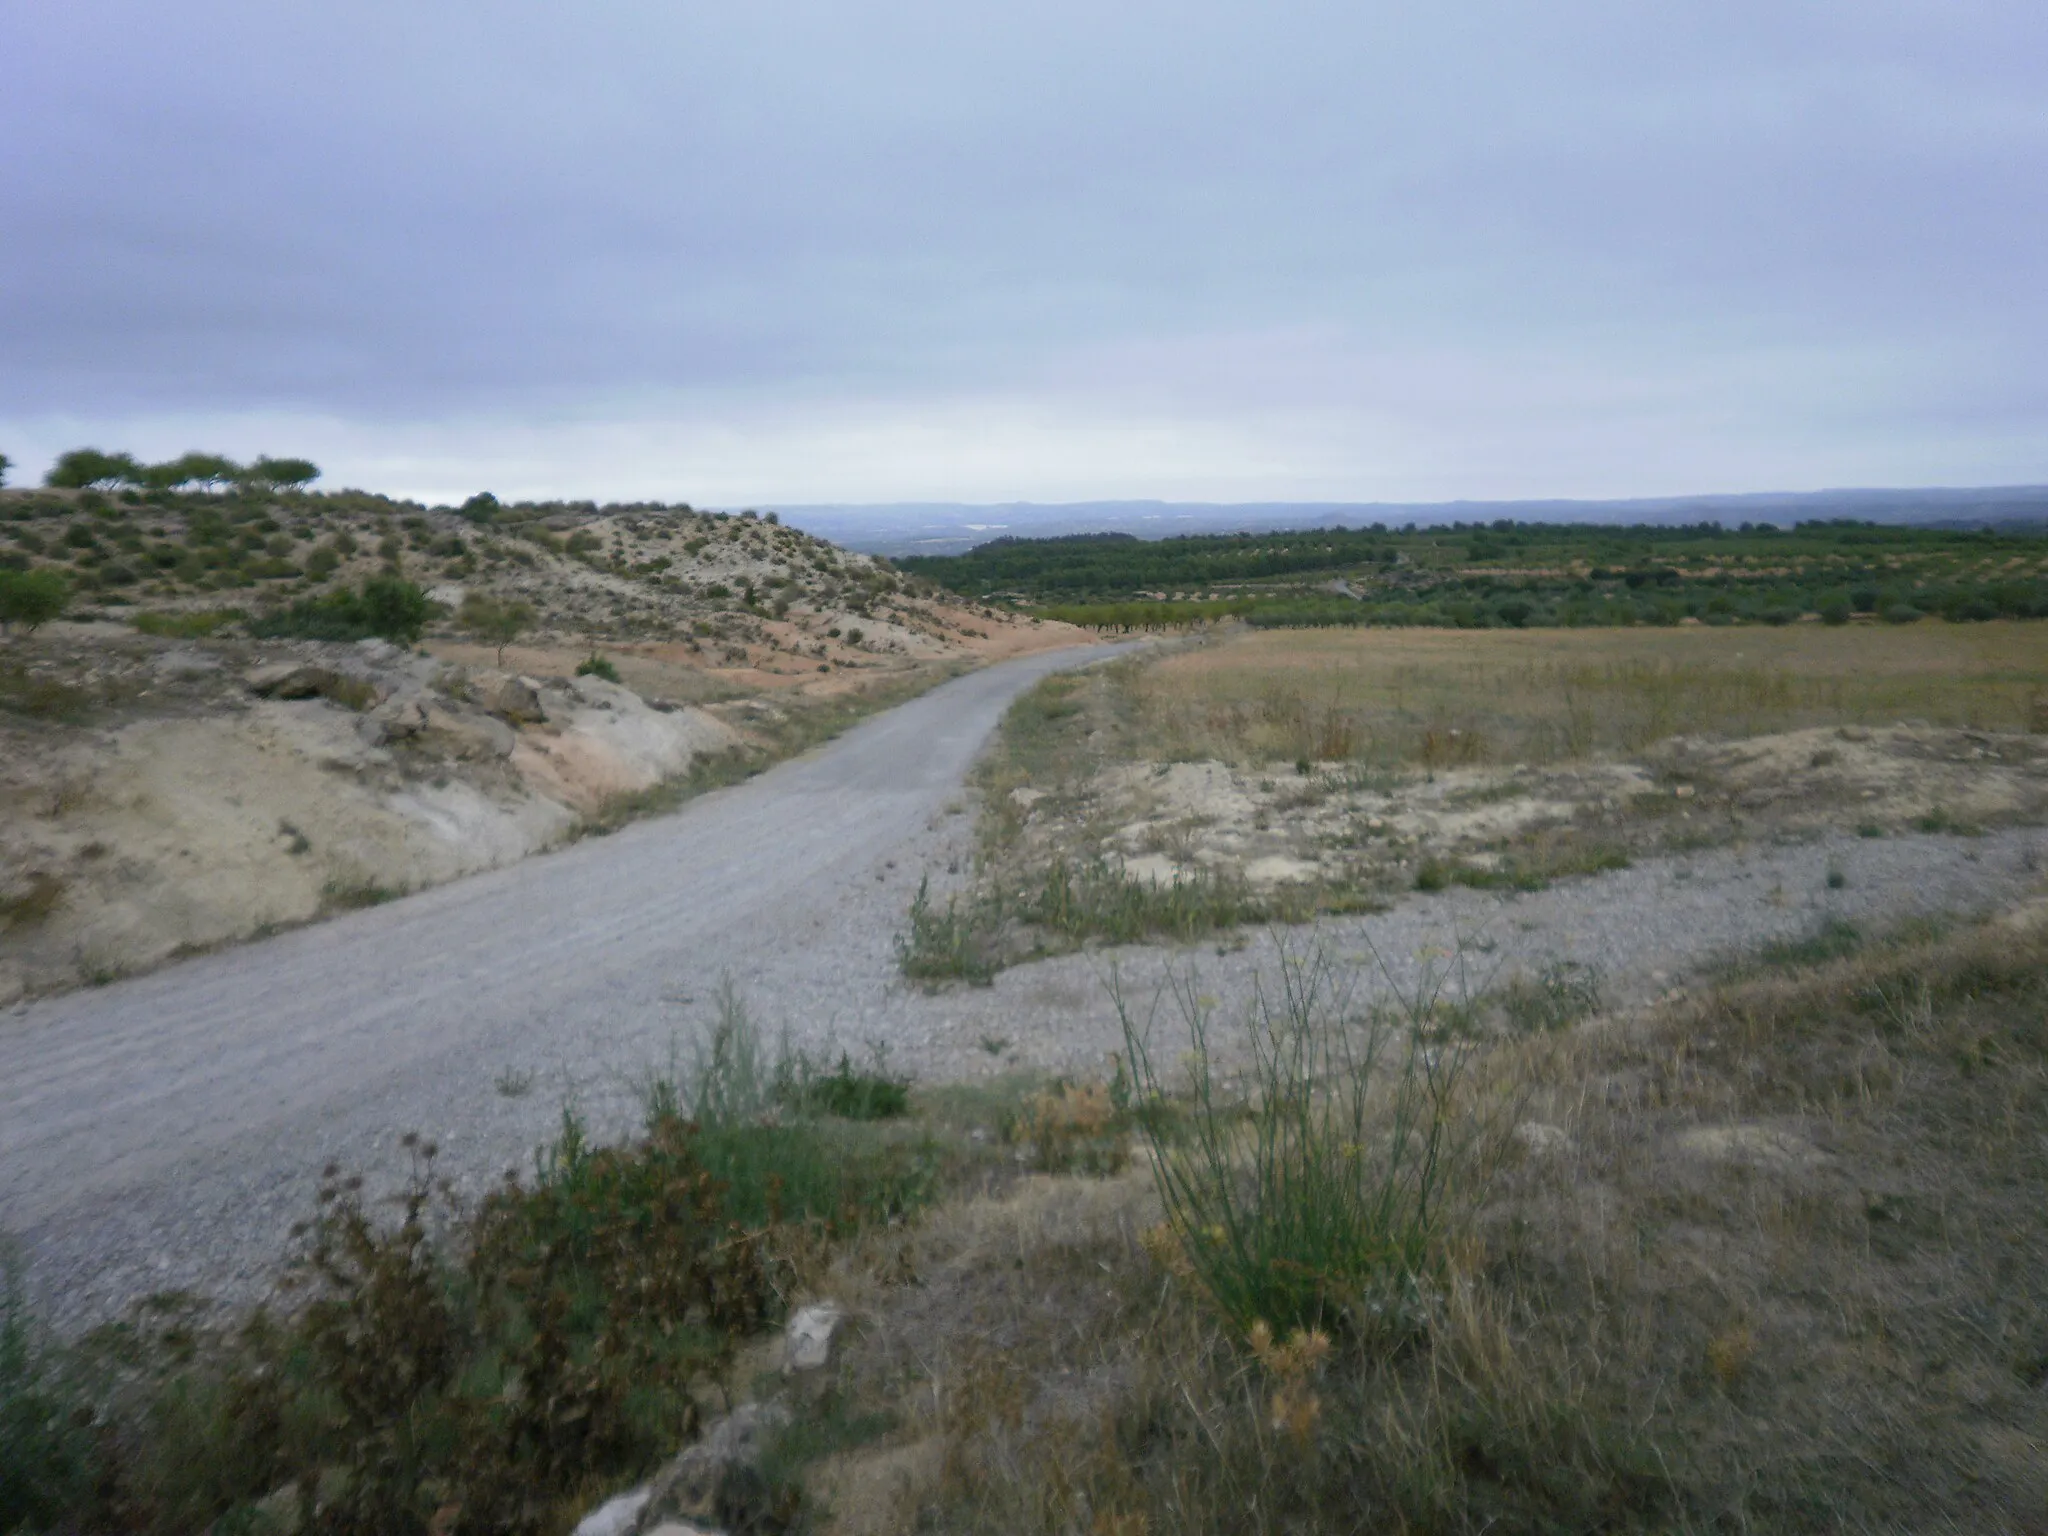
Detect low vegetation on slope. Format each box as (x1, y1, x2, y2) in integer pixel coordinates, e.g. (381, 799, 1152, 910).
(902, 517, 2048, 632)
(0, 453, 994, 667)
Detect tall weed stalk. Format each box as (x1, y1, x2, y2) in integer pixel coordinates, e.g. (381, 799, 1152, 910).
(1119, 944, 1481, 1336)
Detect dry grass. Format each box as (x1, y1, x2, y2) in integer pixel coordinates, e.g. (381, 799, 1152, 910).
(813, 910, 2048, 1534)
(1130, 622, 2048, 767)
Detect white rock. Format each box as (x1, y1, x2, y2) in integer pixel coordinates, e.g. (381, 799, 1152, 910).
(784, 1301, 845, 1373)
(572, 1488, 650, 1536)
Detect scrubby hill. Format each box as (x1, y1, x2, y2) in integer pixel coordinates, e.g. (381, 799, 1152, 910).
(0, 482, 1080, 1004)
(0, 485, 1008, 671)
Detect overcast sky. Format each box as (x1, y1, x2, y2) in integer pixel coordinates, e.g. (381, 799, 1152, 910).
(3, 2, 2044, 506)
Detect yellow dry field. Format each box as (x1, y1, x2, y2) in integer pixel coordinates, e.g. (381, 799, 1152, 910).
(1132, 620, 2048, 766)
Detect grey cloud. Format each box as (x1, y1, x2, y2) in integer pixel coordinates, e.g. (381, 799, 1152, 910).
(1, 1, 2043, 493)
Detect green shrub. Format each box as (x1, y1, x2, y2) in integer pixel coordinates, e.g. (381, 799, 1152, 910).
(248, 576, 430, 643)
(460, 592, 537, 666)
(1120, 948, 1478, 1337)
(1023, 855, 1264, 945)
(1755, 917, 1864, 969)
(1501, 959, 1603, 1032)
(0, 1252, 100, 1531)
(575, 653, 621, 683)
(896, 876, 1003, 985)
(0, 568, 68, 632)
(132, 608, 242, 638)
(783, 1051, 912, 1121)
(654, 981, 938, 1232)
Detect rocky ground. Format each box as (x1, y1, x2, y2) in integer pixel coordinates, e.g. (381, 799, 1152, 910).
(1002, 720, 2048, 905)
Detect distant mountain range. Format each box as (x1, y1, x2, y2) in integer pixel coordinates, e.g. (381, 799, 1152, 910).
(766, 486, 2048, 557)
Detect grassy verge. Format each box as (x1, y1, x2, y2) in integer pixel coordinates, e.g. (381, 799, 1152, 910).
(895, 855, 1297, 986)
(887, 913, 2048, 1533)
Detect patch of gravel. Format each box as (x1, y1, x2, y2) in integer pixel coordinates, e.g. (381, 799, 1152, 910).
(798, 824, 2047, 1092)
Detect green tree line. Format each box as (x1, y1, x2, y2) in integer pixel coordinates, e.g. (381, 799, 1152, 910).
(38, 448, 319, 494)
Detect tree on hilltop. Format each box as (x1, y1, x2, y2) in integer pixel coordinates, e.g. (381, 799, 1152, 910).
(244, 456, 319, 489)
(46, 448, 143, 490)
(142, 452, 242, 492)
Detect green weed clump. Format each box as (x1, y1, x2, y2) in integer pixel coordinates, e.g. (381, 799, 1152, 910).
(131, 608, 242, 638)
(896, 876, 1003, 986)
(247, 576, 430, 644)
(1023, 855, 1266, 946)
(1500, 959, 1603, 1032)
(897, 859, 1278, 987)
(1415, 842, 1629, 894)
(782, 1051, 912, 1122)
(1754, 915, 1866, 970)
(0, 1253, 97, 1532)
(652, 981, 939, 1234)
(1120, 948, 1482, 1337)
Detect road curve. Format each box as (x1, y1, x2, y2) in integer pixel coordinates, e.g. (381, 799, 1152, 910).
(0, 642, 1122, 1322)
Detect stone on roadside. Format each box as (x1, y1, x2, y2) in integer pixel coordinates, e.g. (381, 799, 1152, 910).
(419, 705, 515, 759)
(572, 1488, 651, 1536)
(248, 663, 380, 710)
(358, 694, 428, 746)
(473, 670, 545, 724)
(246, 662, 320, 697)
(783, 1301, 845, 1374)
(633, 1401, 792, 1533)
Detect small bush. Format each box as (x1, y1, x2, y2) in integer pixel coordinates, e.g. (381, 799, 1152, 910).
(1756, 916, 1863, 969)
(1501, 959, 1603, 1032)
(896, 876, 1003, 986)
(131, 607, 242, 638)
(1017, 1079, 1129, 1175)
(249, 576, 430, 643)
(0, 568, 68, 632)
(783, 1050, 911, 1122)
(1120, 947, 1481, 1336)
(459, 592, 536, 665)
(575, 653, 621, 683)
(0, 872, 64, 929)
(0, 1252, 98, 1531)
(0, 667, 90, 720)
(1023, 855, 1265, 945)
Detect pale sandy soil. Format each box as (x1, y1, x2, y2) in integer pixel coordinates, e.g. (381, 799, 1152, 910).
(0, 604, 1091, 1005)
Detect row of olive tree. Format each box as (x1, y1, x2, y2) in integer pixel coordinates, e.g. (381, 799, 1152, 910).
(38, 448, 319, 493)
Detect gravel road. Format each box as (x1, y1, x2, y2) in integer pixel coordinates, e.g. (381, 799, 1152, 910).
(4, 640, 2042, 1327)
(2, 644, 1126, 1323)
